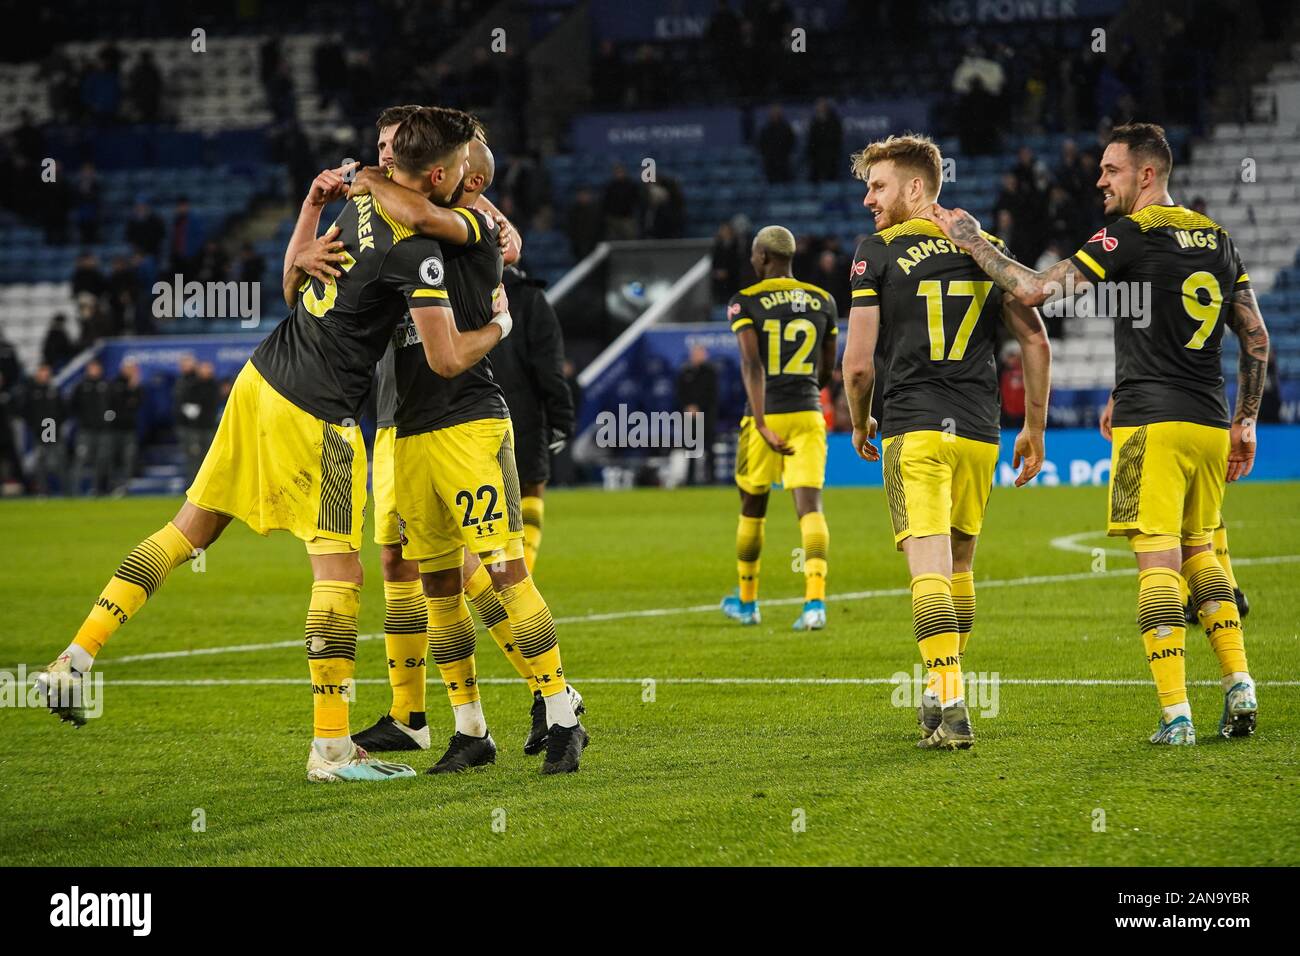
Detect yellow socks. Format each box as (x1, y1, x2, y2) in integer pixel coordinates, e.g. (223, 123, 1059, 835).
(426, 593, 479, 707)
(465, 563, 534, 690)
(497, 577, 566, 697)
(521, 496, 544, 573)
(383, 580, 428, 727)
(1212, 523, 1238, 590)
(72, 522, 194, 660)
(306, 580, 361, 740)
(1183, 550, 1248, 680)
(1137, 567, 1188, 710)
(912, 573, 962, 705)
(737, 515, 765, 603)
(799, 511, 828, 601)
(951, 571, 975, 657)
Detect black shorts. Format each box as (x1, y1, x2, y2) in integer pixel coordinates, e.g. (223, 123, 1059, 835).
(513, 425, 550, 485)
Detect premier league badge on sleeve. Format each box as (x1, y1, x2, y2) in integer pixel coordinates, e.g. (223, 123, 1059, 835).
(419, 256, 444, 287)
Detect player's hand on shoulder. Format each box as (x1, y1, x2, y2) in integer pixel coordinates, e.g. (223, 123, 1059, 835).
(1012, 426, 1044, 487)
(852, 417, 879, 462)
(759, 424, 794, 456)
(347, 165, 383, 199)
(295, 225, 347, 283)
(492, 212, 516, 251)
(928, 203, 982, 251)
(308, 163, 356, 207)
(1227, 419, 1256, 482)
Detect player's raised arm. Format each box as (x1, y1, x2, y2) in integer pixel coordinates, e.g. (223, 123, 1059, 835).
(1000, 297, 1052, 486)
(1225, 284, 1271, 482)
(282, 164, 354, 304)
(928, 204, 1091, 308)
(348, 165, 473, 246)
(842, 303, 880, 462)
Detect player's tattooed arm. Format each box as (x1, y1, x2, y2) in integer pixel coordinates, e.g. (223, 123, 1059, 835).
(348, 166, 473, 246)
(843, 305, 881, 462)
(1226, 285, 1270, 481)
(736, 327, 792, 455)
(929, 205, 1091, 307)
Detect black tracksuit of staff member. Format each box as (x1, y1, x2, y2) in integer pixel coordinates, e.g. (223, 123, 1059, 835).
(493, 264, 575, 572)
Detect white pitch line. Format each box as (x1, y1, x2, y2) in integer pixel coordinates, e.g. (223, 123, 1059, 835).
(92, 677, 1300, 688)
(21, 553, 1300, 669)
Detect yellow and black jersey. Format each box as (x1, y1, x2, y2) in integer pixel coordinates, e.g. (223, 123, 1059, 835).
(728, 277, 838, 415)
(851, 218, 1008, 444)
(1069, 204, 1247, 430)
(393, 205, 509, 437)
(251, 194, 446, 425)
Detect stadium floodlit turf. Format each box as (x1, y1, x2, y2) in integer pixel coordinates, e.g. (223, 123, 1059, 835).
(1, 483, 1297, 866)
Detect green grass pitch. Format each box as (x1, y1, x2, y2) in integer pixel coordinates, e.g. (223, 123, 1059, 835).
(1, 482, 1297, 866)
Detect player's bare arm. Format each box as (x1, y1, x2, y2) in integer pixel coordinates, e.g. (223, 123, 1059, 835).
(842, 304, 880, 462)
(1001, 297, 1052, 486)
(282, 164, 354, 297)
(736, 326, 792, 455)
(349, 165, 473, 246)
(472, 192, 522, 266)
(410, 284, 512, 378)
(929, 204, 1091, 307)
(818, 327, 837, 390)
(1099, 391, 1115, 441)
(1226, 285, 1271, 482)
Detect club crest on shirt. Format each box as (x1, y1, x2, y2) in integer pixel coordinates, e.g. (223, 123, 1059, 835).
(419, 256, 444, 286)
(1088, 228, 1118, 252)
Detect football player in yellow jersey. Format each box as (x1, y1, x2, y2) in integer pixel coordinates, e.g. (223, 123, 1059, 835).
(842, 134, 1051, 750)
(932, 123, 1270, 744)
(721, 225, 839, 630)
(34, 108, 484, 782)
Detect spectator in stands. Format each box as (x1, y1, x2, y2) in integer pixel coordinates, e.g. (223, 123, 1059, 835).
(20, 364, 65, 495)
(810, 248, 850, 315)
(0, 371, 21, 490)
(127, 49, 163, 122)
(1076, 149, 1105, 224)
(758, 104, 795, 183)
(711, 221, 744, 304)
(628, 44, 667, 108)
(76, 298, 111, 351)
(237, 243, 266, 285)
(568, 187, 603, 260)
(676, 345, 718, 485)
(464, 48, 501, 109)
(591, 39, 626, 109)
(0, 328, 21, 395)
(807, 98, 843, 182)
(1012, 146, 1050, 197)
(174, 355, 219, 483)
(707, 0, 741, 93)
(168, 197, 203, 275)
(643, 177, 685, 239)
(72, 252, 106, 300)
(42, 314, 77, 371)
(106, 256, 140, 336)
(126, 200, 166, 258)
(109, 358, 142, 495)
(953, 44, 1004, 155)
(74, 161, 101, 244)
(193, 240, 228, 286)
(71, 359, 114, 496)
(1055, 138, 1088, 202)
(313, 36, 347, 111)
(1044, 187, 1083, 251)
(80, 47, 122, 123)
(999, 343, 1026, 428)
(601, 163, 641, 241)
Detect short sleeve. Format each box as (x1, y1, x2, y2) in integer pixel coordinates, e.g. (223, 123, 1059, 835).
(1228, 235, 1252, 293)
(727, 294, 753, 333)
(849, 237, 884, 304)
(381, 237, 449, 310)
(1070, 216, 1143, 282)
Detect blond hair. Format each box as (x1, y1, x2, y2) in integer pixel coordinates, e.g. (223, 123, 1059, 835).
(754, 224, 796, 258)
(850, 133, 943, 200)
